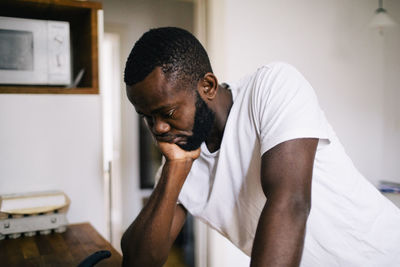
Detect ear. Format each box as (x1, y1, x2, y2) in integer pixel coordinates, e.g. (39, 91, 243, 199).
(198, 73, 218, 100)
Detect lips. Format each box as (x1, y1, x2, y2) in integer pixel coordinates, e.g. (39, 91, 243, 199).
(174, 138, 187, 145)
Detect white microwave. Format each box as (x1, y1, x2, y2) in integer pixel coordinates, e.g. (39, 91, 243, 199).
(0, 16, 71, 85)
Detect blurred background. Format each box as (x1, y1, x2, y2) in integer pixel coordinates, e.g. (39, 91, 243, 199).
(0, 0, 399, 266)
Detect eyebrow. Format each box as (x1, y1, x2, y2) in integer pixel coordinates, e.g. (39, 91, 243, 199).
(136, 104, 174, 116)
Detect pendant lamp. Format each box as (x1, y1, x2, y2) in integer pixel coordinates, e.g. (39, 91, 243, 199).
(370, 0, 397, 34)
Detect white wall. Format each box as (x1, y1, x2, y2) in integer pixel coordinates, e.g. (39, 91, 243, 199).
(209, 0, 400, 185)
(206, 0, 400, 266)
(0, 94, 106, 236)
(99, 0, 194, 232)
(383, 0, 400, 182)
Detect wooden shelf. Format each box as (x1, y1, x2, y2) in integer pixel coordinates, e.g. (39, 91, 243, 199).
(0, 86, 99, 95)
(0, 0, 102, 94)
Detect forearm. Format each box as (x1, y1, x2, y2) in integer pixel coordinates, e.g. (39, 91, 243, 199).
(121, 159, 193, 266)
(250, 199, 310, 267)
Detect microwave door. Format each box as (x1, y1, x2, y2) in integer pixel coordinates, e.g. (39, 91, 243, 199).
(0, 16, 47, 85)
(0, 29, 33, 71)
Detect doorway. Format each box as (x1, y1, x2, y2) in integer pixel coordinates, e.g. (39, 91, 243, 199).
(101, 32, 123, 251)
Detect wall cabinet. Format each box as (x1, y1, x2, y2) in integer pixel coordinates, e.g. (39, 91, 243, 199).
(0, 0, 102, 94)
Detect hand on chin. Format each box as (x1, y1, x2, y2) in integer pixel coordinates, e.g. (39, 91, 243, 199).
(157, 141, 200, 162)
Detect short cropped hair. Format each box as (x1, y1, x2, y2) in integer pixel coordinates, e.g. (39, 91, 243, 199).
(124, 27, 213, 87)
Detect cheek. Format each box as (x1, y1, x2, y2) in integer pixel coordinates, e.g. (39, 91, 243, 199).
(173, 106, 196, 131)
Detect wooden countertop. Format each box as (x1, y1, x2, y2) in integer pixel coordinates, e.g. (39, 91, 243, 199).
(0, 223, 122, 266)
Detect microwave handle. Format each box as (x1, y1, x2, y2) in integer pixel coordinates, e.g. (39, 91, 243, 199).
(66, 68, 85, 88)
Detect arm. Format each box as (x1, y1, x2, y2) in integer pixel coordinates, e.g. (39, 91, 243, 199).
(250, 138, 318, 267)
(121, 142, 200, 267)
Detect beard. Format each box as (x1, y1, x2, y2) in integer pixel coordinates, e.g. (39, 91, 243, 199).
(178, 91, 215, 151)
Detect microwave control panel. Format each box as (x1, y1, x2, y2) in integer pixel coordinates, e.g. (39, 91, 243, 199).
(47, 21, 71, 85)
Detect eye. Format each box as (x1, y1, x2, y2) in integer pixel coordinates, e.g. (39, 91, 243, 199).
(164, 109, 175, 119)
(138, 112, 152, 121)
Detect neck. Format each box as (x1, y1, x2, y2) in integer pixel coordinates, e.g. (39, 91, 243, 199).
(205, 84, 233, 152)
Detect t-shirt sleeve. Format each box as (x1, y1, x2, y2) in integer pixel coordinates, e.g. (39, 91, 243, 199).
(254, 63, 330, 156)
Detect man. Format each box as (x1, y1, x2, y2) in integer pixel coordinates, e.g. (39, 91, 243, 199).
(121, 27, 400, 266)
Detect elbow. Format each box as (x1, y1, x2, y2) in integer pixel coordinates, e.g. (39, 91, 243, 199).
(120, 230, 129, 258)
(122, 250, 167, 267)
(288, 196, 311, 221)
(121, 226, 134, 257)
(271, 193, 311, 221)
(120, 228, 169, 267)
(121, 229, 133, 266)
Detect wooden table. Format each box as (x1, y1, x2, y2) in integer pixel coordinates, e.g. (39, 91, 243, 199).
(0, 223, 122, 266)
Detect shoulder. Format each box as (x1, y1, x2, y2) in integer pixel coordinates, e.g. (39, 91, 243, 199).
(255, 62, 303, 82)
(241, 62, 300, 98)
(251, 62, 311, 99)
(229, 62, 306, 106)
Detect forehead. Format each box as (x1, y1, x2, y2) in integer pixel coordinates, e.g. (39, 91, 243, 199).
(127, 67, 194, 113)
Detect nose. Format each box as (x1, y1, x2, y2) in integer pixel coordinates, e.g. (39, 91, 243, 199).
(152, 117, 171, 135)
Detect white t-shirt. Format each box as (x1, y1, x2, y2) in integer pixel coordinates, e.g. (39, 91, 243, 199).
(177, 62, 400, 266)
